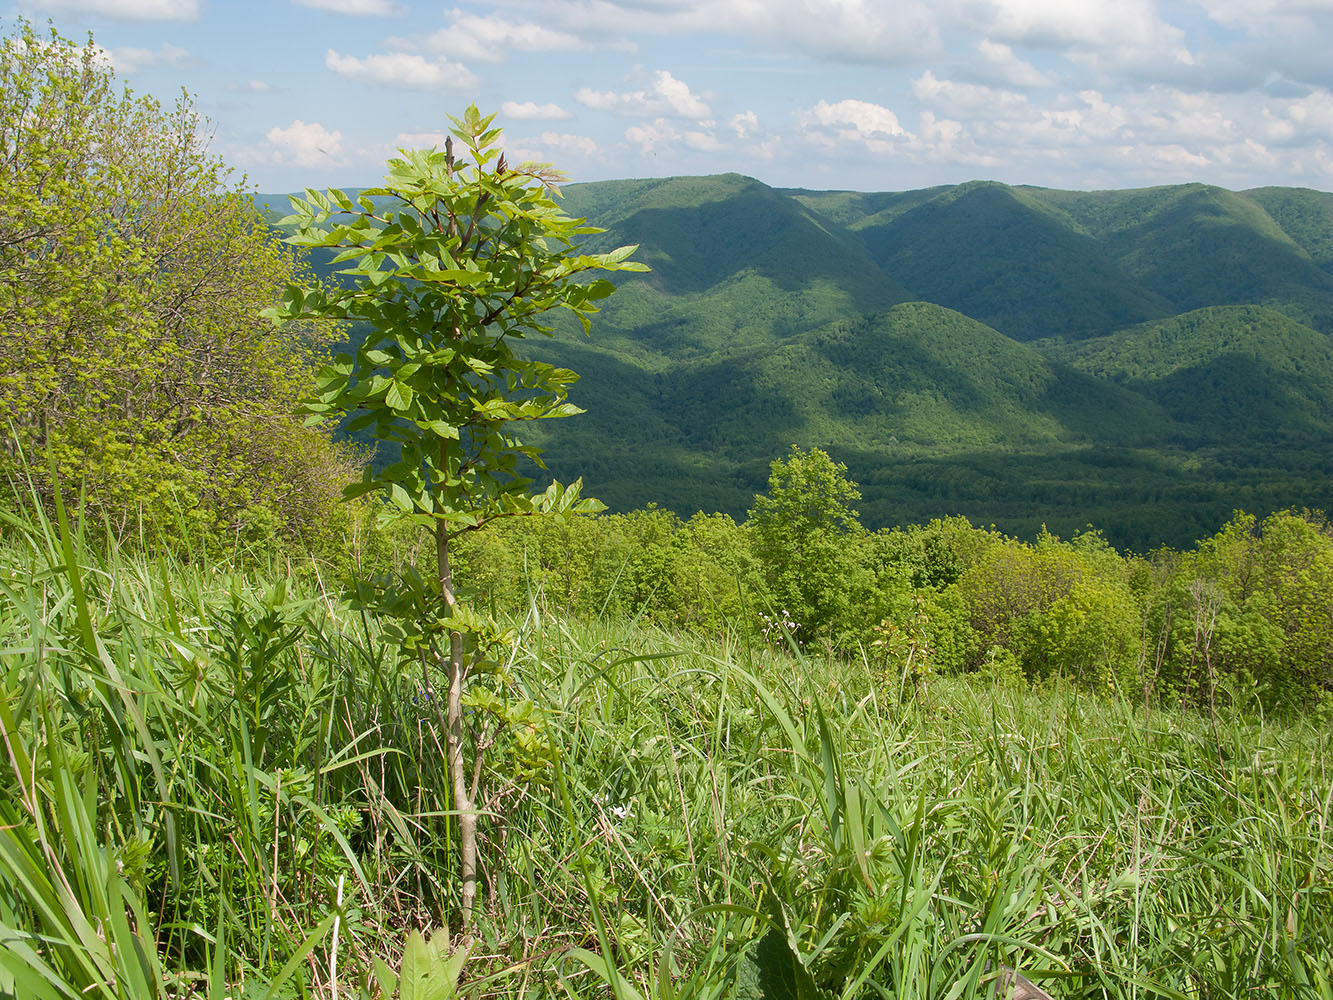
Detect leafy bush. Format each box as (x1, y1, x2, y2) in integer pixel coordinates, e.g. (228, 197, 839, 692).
(0, 20, 354, 551)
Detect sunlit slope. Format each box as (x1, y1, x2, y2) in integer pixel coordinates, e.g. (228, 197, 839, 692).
(530, 302, 1175, 525)
(1243, 186, 1333, 273)
(552, 173, 912, 364)
(1040, 305, 1333, 440)
(1027, 183, 1333, 332)
(833, 182, 1174, 340)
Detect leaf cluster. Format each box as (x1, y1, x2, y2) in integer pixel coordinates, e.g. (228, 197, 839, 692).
(271, 106, 646, 535)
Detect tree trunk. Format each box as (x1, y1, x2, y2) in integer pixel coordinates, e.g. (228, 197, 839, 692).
(436, 513, 478, 930)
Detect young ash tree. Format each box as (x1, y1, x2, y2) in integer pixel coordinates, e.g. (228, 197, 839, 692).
(270, 106, 645, 927)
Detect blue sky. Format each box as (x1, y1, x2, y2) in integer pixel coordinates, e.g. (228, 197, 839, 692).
(8, 0, 1333, 194)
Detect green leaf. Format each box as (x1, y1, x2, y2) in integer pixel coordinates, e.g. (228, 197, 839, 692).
(385, 380, 413, 411)
(400, 930, 469, 1000)
(389, 483, 415, 512)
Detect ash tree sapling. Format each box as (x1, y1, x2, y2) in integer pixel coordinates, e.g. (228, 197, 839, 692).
(269, 106, 646, 928)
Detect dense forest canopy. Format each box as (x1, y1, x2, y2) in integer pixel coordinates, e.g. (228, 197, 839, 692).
(395, 174, 1333, 550)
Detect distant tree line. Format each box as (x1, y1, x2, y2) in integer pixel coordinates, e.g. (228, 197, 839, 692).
(363, 446, 1333, 715)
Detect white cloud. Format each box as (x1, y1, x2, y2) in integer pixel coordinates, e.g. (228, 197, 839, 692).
(730, 110, 760, 139)
(107, 42, 191, 74)
(292, 0, 404, 14)
(511, 131, 602, 160)
(913, 71, 1028, 118)
(684, 129, 722, 151)
(719, 0, 941, 63)
(975, 39, 1051, 87)
(625, 118, 680, 155)
(266, 120, 344, 166)
(576, 69, 710, 118)
(1190, 0, 1333, 32)
(29, 0, 199, 20)
(958, 0, 1180, 49)
(325, 50, 477, 89)
(502, 101, 573, 121)
(394, 131, 451, 149)
(512, 0, 940, 64)
(406, 11, 587, 62)
(1145, 144, 1211, 168)
(1276, 88, 1333, 139)
(801, 99, 910, 152)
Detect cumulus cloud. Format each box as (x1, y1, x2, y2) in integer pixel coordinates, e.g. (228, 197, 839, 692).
(292, 0, 404, 14)
(491, 0, 940, 64)
(393, 131, 451, 149)
(625, 118, 680, 154)
(325, 50, 477, 89)
(958, 0, 1181, 50)
(576, 70, 710, 118)
(107, 42, 191, 74)
(975, 39, 1051, 87)
(1269, 87, 1333, 139)
(28, 0, 199, 20)
(912, 71, 1028, 118)
(502, 101, 573, 120)
(717, 0, 942, 63)
(266, 120, 344, 166)
(684, 128, 722, 151)
(402, 11, 587, 62)
(1190, 0, 1333, 32)
(509, 131, 602, 161)
(800, 98, 910, 151)
(730, 110, 760, 139)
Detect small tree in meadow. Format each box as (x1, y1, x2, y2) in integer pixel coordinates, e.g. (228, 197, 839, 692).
(271, 107, 645, 927)
(748, 446, 870, 644)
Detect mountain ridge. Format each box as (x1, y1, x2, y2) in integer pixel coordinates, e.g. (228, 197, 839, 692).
(257, 175, 1333, 549)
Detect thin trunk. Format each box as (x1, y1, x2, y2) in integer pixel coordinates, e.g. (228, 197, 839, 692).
(436, 479, 478, 930)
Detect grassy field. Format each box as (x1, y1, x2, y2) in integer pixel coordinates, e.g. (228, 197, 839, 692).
(1, 498, 1330, 999)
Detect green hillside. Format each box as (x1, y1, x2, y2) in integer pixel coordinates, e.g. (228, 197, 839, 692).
(835, 182, 1173, 340)
(272, 174, 1333, 549)
(548, 174, 910, 364)
(1027, 183, 1333, 332)
(1243, 186, 1333, 272)
(1040, 305, 1333, 440)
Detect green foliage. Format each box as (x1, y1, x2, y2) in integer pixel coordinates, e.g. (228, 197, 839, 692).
(3, 494, 1333, 999)
(848, 181, 1174, 340)
(1042, 304, 1333, 442)
(0, 20, 353, 551)
(272, 105, 644, 927)
(749, 447, 871, 645)
(275, 107, 644, 541)
(954, 528, 1139, 687)
(383, 174, 1333, 550)
(1145, 510, 1333, 711)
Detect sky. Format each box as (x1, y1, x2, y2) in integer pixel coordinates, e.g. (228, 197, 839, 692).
(6, 0, 1333, 195)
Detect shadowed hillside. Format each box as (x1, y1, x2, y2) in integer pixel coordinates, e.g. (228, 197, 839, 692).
(263, 175, 1333, 548)
(834, 182, 1174, 340)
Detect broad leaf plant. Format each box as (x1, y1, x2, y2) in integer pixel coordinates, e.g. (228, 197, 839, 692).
(270, 106, 645, 928)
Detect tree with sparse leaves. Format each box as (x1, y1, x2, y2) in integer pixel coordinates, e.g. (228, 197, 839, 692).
(271, 106, 646, 927)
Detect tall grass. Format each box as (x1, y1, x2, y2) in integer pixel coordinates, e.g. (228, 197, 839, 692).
(0, 495, 1329, 998)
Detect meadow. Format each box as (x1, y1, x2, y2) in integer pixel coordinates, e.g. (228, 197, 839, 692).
(2, 492, 1330, 1000)
(5, 30, 1333, 998)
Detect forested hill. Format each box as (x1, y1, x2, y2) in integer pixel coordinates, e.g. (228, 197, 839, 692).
(258, 177, 1333, 550)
